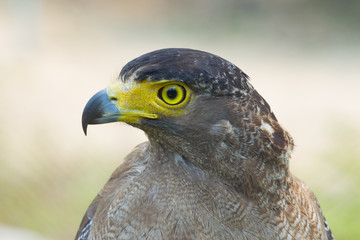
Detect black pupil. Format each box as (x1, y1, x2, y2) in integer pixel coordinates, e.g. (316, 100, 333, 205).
(166, 87, 178, 99)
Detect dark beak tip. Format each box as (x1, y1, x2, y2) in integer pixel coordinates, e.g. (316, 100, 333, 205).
(82, 123, 88, 136)
(81, 107, 91, 136)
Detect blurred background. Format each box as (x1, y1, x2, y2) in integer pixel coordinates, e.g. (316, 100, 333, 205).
(0, 0, 359, 239)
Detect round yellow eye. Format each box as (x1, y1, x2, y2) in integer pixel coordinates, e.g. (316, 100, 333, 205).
(158, 84, 186, 105)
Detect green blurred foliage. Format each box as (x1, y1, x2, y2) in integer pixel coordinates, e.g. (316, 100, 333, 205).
(313, 122, 360, 239)
(0, 129, 111, 239)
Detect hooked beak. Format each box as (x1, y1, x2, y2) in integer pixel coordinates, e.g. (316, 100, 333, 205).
(81, 89, 120, 135)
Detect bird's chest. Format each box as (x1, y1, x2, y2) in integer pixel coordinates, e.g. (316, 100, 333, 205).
(90, 160, 286, 239)
(101, 175, 240, 238)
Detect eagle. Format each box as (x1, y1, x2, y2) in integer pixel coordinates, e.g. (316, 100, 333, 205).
(76, 48, 334, 239)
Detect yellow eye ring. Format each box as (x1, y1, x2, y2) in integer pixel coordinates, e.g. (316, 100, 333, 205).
(158, 84, 186, 105)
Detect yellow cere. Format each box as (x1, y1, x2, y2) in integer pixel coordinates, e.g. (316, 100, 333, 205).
(106, 80, 192, 123)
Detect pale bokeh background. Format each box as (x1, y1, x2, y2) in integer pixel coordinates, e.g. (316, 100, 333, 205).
(1, 0, 359, 239)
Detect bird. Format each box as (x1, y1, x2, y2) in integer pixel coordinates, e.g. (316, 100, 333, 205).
(76, 48, 334, 239)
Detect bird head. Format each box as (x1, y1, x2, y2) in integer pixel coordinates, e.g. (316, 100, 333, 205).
(82, 48, 294, 195)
